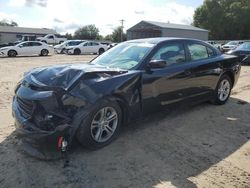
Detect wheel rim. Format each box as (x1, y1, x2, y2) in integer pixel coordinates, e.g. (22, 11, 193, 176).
(218, 79, 230, 101)
(10, 51, 16, 57)
(42, 50, 48, 55)
(91, 107, 118, 143)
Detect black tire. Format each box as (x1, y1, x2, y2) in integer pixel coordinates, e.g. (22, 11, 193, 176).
(98, 48, 105, 55)
(8, 50, 17, 57)
(74, 48, 81, 55)
(61, 48, 65, 54)
(41, 40, 47, 43)
(77, 98, 122, 149)
(41, 49, 49, 56)
(213, 75, 232, 105)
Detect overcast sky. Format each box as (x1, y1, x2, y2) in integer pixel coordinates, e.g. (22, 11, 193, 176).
(0, 0, 204, 35)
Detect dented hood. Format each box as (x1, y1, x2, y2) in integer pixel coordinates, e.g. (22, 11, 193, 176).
(24, 63, 127, 90)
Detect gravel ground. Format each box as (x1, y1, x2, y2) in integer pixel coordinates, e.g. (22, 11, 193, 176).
(0, 54, 250, 188)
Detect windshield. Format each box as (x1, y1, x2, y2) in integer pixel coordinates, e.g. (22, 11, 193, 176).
(236, 42, 250, 50)
(226, 41, 238, 45)
(91, 42, 154, 70)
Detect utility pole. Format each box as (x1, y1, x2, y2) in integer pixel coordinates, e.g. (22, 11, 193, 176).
(120, 19, 125, 42)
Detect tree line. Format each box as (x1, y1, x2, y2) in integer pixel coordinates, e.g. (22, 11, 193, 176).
(193, 0, 250, 40)
(65, 25, 126, 42)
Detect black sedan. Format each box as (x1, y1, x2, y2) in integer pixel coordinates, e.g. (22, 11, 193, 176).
(12, 38, 241, 158)
(227, 42, 250, 65)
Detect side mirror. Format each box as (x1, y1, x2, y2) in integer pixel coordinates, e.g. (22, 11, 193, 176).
(147, 59, 167, 69)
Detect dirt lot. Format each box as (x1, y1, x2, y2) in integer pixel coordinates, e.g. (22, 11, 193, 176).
(0, 54, 250, 188)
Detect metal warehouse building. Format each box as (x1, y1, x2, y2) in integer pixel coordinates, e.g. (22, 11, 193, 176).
(127, 21, 209, 41)
(0, 26, 57, 44)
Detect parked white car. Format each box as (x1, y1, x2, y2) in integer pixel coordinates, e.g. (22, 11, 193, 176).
(65, 41, 108, 55)
(0, 41, 54, 57)
(37, 34, 67, 45)
(54, 40, 85, 54)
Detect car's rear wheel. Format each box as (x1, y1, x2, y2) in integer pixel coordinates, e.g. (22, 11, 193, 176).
(74, 48, 81, 55)
(77, 99, 122, 149)
(98, 48, 105, 55)
(41, 49, 49, 56)
(213, 75, 232, 105)
(8, 50, 17, 57)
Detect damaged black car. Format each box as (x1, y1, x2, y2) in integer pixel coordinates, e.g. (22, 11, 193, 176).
(12, 38, 241, 158)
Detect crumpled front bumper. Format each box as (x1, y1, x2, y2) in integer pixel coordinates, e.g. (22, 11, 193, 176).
(12, 96, 71, 160)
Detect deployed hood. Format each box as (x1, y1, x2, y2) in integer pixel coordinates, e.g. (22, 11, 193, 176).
(24, 63, 127, 90)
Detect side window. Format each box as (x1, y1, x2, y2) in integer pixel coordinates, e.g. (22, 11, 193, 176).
(92, 42, 99, 46)
(84, 42, 90, 46)
(48, 35, 54, 39)
(31, 42, 42, 46)
(188, 43, 209, 61)
(20, 42, 30, 47)
(151, 43, 186, 65)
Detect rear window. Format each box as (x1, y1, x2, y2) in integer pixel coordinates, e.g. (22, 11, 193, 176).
(188, 43, 209, 61)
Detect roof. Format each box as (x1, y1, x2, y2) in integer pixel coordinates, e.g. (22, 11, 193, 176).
(126, 37, 203, 44)
(0, 26, 58, 34)
(128, 21, 208, 32)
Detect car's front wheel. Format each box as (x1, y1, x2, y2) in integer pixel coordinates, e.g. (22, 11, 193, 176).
(213, 75, 232, 105)
(77, 99, 122, 149)
(8, 50, 17, 57)
(74, 48, 81, 55)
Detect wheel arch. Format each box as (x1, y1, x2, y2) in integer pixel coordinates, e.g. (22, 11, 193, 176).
(222, 71, 235, 86)
(109, 94, 130, 125)
(8, 49, 18, 56)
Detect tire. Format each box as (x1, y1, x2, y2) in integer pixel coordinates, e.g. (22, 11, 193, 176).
(8, 50, 17, 57)
(74, 48, 81, 55)
(40, 49, 49, 56)
(77, 98, 122, 149)
(98, 48, 105, 55)
(41, 40, 47, 43)
(213, 75, 232, 105)
(61, 48, 65, 54)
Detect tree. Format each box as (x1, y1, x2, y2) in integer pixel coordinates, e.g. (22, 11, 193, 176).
(193, 0, 250, 40)
(65, 32, 73, 40)
(74, 25, 100, 40)
(104, 34, 113, 41)
(110, 26, 126, 42)
(0, 19, 18, 27)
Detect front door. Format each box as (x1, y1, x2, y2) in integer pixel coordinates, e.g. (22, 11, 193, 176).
(141, 41, 191, 113)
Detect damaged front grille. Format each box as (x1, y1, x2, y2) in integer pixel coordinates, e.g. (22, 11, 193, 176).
(17, 97, 34, 118)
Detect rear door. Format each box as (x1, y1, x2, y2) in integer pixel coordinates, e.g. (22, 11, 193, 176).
(82, 42, 92, 53)
(183, 41, 222, 100)
(89, 42, 100, 53)
(30, 42, 43, 54)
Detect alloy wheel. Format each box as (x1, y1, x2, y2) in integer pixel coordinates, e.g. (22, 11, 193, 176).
(91, 107, 118, 143)
(218, 79, 231, 101)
